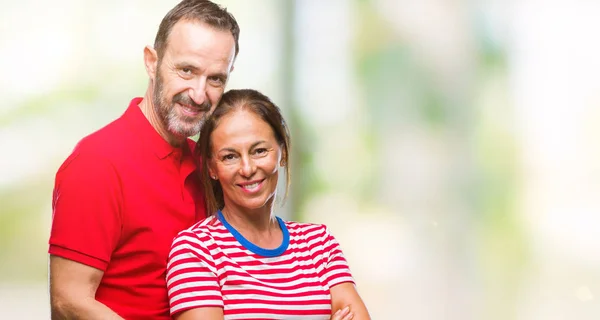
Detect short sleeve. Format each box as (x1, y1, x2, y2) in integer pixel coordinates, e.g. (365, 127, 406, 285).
(321, 226, 355, 288)
(167, 230, 223, 316)
(48, 150, 122, 271)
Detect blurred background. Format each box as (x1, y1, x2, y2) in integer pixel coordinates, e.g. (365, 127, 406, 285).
(1, 0, 600, 318)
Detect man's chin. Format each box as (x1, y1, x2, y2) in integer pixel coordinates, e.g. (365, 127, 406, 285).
(169, 124, 201, 138)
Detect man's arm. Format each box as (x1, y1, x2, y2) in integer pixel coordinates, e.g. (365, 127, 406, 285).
(49, 255, 124, 320)
(49, 150, 123, 319)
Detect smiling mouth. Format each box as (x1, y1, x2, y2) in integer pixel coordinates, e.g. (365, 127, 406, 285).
(238, 179, 265, 192)
(178, 103, 206, 116)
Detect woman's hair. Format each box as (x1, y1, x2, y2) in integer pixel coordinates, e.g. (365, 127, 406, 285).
(197, 89, 291, 215)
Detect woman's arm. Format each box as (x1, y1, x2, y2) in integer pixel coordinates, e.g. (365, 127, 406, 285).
(331, 282, 371, 320)
(318, 224, 371, 319)
(174, 307, 223, 320)
(167, 230, 225, 319)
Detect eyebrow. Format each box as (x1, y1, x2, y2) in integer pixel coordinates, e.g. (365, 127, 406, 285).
(174, 62, 228, 80)
(210, 72, 228, 80)
(217, 141, 266, 154)
(250, 141, 266, 149)
(174, 62, 199, 71)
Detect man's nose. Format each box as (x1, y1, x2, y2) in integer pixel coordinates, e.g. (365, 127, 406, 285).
(189, 78, 208, 106)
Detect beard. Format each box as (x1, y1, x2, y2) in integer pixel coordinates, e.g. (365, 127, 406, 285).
(152, 70, 212, 138)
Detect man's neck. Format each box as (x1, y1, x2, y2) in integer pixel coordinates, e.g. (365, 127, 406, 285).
(139, 89, 185, 148)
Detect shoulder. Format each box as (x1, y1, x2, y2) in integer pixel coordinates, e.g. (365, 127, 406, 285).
(283, 220, 333, 243)
(173, 215, 226, 245)
(73, 116, 132, 159)
(285, 220, 327, 234)
(189, 215, 226, 234)
(55, 114, 137, 176)
(169, 216, 228, 262)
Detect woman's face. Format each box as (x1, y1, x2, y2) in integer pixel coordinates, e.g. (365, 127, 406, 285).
(209, 109, 283, 212)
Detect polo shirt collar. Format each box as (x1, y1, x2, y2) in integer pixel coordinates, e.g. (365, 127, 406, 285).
(124, 97, 180, 160)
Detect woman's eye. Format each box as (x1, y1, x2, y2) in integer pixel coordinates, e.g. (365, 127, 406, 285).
(222, 154, 235, 161)
(253, 148, 268, 157)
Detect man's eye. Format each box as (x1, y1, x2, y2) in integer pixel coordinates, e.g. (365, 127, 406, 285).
(182, 68, 192, 74)
(208, 76, 224, 85)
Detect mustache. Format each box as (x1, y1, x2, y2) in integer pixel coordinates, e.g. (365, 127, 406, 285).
(173, 93, 212, 112)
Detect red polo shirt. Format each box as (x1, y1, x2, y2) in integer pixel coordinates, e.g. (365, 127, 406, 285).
(49, 97, 206, 319)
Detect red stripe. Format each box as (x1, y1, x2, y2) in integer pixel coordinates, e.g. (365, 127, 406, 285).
(167, 217, 352, 316)
(225, 298, 330, 305)
(225, 307, 330, 316)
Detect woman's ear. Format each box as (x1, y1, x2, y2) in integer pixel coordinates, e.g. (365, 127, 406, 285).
(280, 147, 287, 167)
(208, 164, 218, 180)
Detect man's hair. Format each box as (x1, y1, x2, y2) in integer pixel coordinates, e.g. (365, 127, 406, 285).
(154, 0, 240, 60)
(197, 89, 292, 216)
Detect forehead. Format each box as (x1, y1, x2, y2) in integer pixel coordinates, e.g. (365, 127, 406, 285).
(212, 110, 276, 147)
(164, 20, 236, 69)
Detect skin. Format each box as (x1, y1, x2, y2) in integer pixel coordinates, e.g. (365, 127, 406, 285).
(176, 110, 371, 320)
(50, 257, 123, 320)
(49, 20, 236, 320)
(209, 109, 284, 245)
(330, 283, 371, 320)
(141, 20, 236, 147)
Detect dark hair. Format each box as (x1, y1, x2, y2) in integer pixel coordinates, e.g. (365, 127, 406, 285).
(197, 89, 291, 215)
(154, 0, 240, 60)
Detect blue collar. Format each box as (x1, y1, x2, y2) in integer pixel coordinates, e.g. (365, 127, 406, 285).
(217, 210, 290, 257)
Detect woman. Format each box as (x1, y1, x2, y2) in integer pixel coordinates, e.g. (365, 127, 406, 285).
(166, 89, 370, 320)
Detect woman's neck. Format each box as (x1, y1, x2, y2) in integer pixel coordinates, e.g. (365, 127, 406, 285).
(221, 201, 282, 249)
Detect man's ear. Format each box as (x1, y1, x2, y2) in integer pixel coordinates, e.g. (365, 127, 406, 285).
(143, 45, 159, 81)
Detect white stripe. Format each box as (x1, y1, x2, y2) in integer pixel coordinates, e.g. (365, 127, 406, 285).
(223, 293, 330, 301)
(221, 282, 327, 295)
(222, 273, 321, 286)
(225, 313, 328, 320)
(171, 299, 223, 314)
(224, 302, 330, 311)
(168, 270, 214, 285)
(169, 282, 220, 298)
(167, 218, 354, 318)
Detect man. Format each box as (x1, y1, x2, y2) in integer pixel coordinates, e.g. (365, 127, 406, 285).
(48, 1, 239, 319)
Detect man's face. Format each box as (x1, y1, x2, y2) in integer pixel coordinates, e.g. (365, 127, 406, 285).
(153, 20, 236, 138)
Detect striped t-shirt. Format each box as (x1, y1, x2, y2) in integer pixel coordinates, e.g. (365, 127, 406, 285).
(166, 211, 354, 319)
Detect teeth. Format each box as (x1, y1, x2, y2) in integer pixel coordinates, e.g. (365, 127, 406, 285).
(180, 104, 198, 114)
(244, 182, 259, 190)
